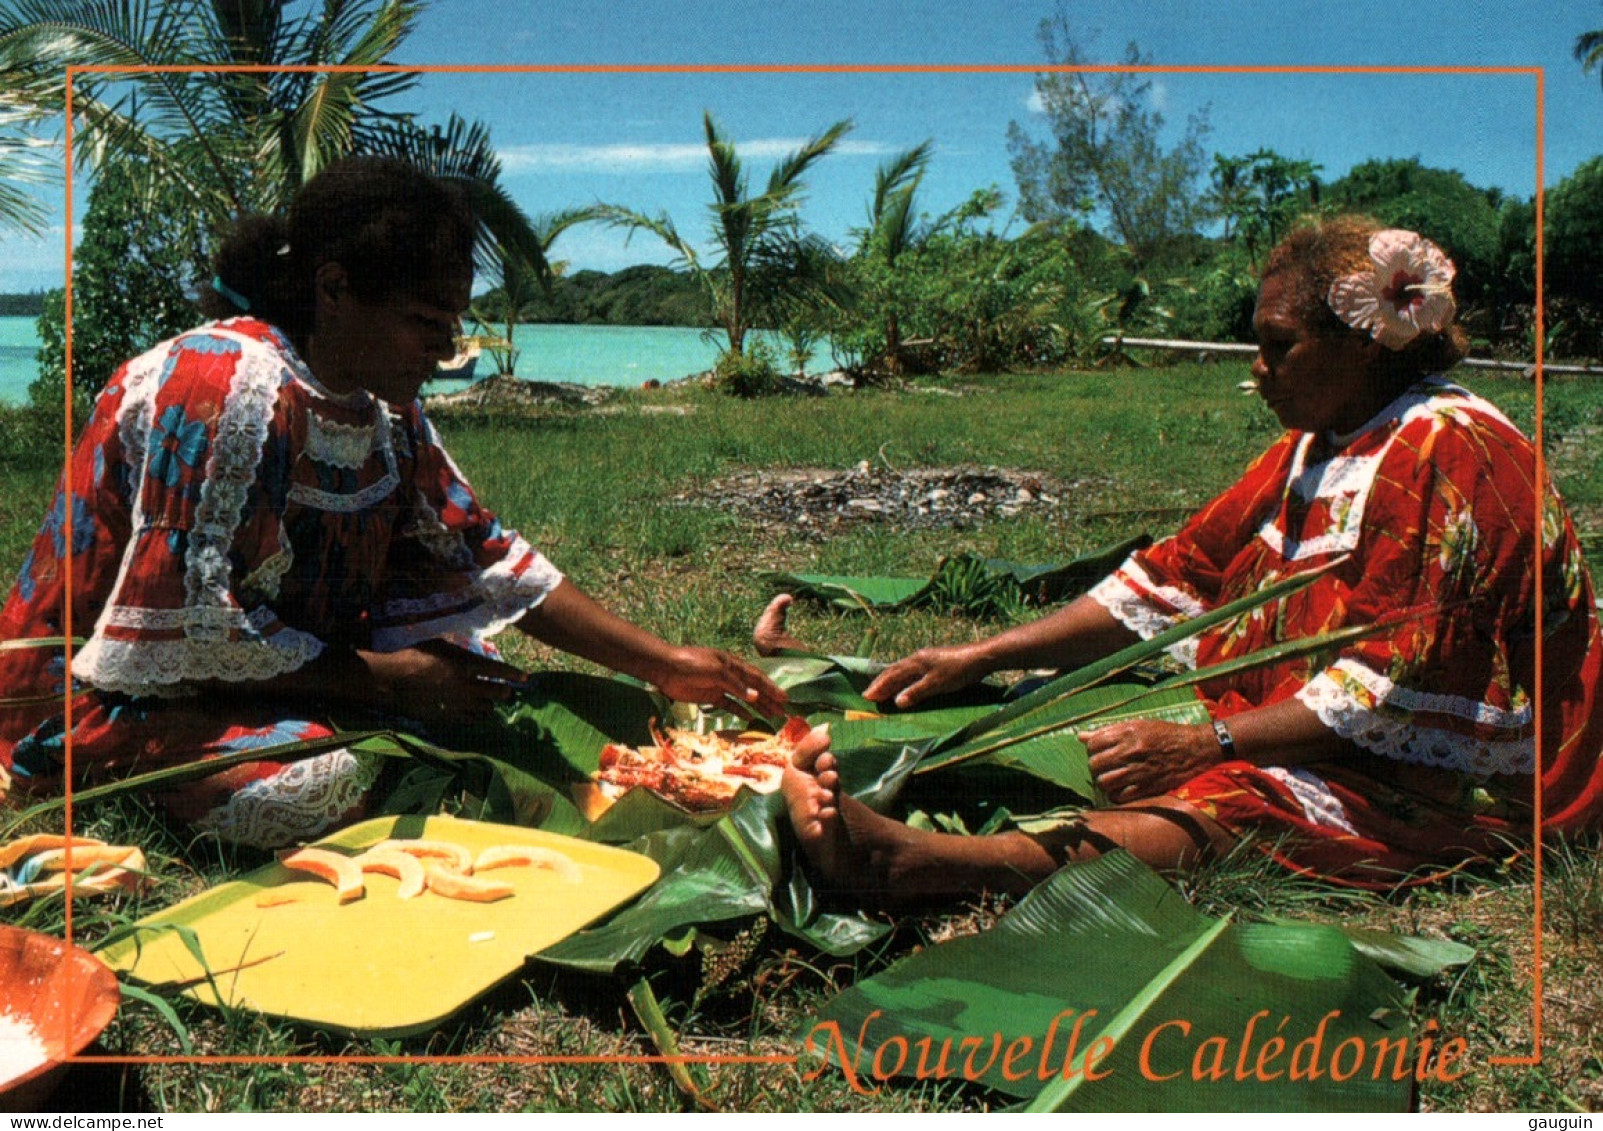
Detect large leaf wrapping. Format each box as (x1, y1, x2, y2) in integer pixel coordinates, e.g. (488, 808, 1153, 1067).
(804, 852, 1414, 1111)
(766, 536, 1151, 614)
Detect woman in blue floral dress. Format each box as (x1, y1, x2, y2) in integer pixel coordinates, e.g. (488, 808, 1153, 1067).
(0, 158, 785, 849)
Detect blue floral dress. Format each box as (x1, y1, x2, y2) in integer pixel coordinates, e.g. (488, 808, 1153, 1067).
(0, 318, 564, 846)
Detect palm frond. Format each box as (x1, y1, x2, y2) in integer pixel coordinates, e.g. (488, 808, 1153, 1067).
(870, 138, 932, 222)
(764, 116, 852, 197)
(594, 202, 699, 272)
(1578, 28, 1603, 87)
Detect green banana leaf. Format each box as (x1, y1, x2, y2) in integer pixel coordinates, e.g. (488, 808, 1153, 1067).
(1313, 923, 1476, 981)
(804, 852, 1413, 1110)
(765, 535, 1151, 615)
(537, 783, 896, 971)
(0, 727, 581, 838)
(932, 563, 1341, 755)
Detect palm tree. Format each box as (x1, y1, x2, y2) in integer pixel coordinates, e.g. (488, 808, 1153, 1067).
(467, 205, 599, 377)
(0, 2, 545, 312)
(861, 140, 933, 373)
(600, 111, 852, 357)
(0, 0, 424, 224)
(0, 86, 52, 235)
(1578, 26, 1603, 88)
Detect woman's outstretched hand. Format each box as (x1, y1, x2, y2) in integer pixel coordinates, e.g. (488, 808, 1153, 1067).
(1081, 720, 1222, 804)
(648, 645, 788, 718)
(862, 643, 990, 710)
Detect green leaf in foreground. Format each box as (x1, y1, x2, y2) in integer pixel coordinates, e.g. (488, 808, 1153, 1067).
(803, 852, 1415, 1110)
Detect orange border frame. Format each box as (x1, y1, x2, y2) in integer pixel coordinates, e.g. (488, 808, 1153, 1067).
(49, 61, 1548, 1084)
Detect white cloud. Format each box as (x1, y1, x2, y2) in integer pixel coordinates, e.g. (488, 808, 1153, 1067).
(1026, 87, 1046, 114)
(499, 136, 895, 174)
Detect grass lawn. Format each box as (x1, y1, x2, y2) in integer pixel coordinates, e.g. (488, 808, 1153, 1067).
(2, 362, 1601, 1112)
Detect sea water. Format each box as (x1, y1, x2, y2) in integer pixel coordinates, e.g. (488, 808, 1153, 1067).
(0, 316, 39, 406)
(0, 318, 830, 406)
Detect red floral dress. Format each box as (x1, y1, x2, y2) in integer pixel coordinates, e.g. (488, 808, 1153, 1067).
(1088, 376, 1603, 882)
(0, 318, 564, 847)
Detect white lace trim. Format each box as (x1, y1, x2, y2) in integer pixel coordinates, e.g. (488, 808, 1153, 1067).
(1088, 566, 1200, 668)
(370, 537, 564, 651)
(183, 330, 282, 627)
(288, 475, 401, 512)
(286, 405, 400, 512)
(304, 412, 377, 469)
(191, 748, 383, 850)
(1297, 667, 1534, 776)
(76, 328, 329, 694)
(241, 522, 293, 601)
(78, 627, 325, 696)
(1261, 766, 1360, 836)
(1257, 438, 1383, 561)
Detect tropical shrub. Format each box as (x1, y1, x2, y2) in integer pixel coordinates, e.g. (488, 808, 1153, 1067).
(711, 339, 783, 397)
(33, 164, 203, 413)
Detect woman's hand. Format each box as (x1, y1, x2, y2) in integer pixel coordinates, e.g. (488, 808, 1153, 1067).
(862, 643, 991, 710)
(1082, 720, 1222, 805)
(646, 645, 788, 718)
(360, 643, 529, 725)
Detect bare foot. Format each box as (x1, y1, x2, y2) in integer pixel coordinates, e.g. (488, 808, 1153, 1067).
(782, 742, 1029, 907)
(754, 594, 806, 656)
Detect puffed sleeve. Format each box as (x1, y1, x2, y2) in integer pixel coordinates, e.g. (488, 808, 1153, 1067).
(1087, 436, 1296, 666)
(71, 329, 325, 695)
(1292, 405, 1551, 777)
(368, 405, 564, 651)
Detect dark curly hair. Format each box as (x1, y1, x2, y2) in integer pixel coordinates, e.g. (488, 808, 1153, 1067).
(199, 157, 476, 341)
(1261, 214, 1469, 390)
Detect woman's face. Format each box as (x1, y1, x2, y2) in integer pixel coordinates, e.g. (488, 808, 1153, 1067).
(1251, 271, 1383, 435)
(312, 266, 471, 405)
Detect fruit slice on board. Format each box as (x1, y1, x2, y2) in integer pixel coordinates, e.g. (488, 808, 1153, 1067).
(373, 839, 475, 874)
(424, 864, 514, 903)
(277, 847, 364, 903)
(354, 848, 427, 900)
(473, 844, 584, 884)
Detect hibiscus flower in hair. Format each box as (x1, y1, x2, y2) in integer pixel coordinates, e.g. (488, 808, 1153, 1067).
(1327, 229, 1457, 349)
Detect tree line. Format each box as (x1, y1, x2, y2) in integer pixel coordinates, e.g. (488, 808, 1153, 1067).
(2, 2, 1599, 413)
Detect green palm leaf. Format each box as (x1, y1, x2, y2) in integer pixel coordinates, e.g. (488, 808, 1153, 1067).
(806, 851, 1413, 1110)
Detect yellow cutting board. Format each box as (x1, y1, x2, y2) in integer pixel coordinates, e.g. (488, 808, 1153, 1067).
(99, 815, 659, 1037)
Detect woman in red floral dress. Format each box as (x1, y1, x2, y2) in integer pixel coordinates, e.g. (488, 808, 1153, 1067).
(0, 158, 784, 849)
(770, 216, 1603, 898)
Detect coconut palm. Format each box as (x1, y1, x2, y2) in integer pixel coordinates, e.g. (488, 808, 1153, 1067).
(1578, 26, 1603, 88)
(600, 112, 852, 357)
(0, 0, 423, 223)
(0, 2, 545, 311)
(0, 87, 53, 235)
(466, 205, 599, 376)
(861, 140, 934, 372)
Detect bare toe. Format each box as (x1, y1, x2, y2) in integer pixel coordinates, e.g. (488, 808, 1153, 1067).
(754, 594, 803, 656)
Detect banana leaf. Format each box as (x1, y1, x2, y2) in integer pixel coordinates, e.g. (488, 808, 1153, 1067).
(1311, 923, 1475, 981)
(931, 563, 1341, 755)
(0, 727, 581, 838)
(538, 783, 898, 971)
(765, 535, 1151, 614)
(804, 852, 1413, 1110)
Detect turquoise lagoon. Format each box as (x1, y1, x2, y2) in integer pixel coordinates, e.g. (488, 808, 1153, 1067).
(0, 317, 828, 406)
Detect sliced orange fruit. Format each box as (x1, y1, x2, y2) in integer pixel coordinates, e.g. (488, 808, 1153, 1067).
(277, 846, 364, 903)
(473, 844, 584, 884)
(27, 844, 140, 872)
(373, 838, 475, 874)
(354, 848, 427, 900)
(423, 863, 514, 902)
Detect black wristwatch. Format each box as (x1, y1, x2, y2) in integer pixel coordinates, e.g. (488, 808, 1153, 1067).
(1211, 719, 1237, 758)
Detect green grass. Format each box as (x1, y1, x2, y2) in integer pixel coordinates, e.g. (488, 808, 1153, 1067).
(4, 362, 1602, 1112)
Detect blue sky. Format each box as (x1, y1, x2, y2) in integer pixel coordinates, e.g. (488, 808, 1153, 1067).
(2, 0, 1600, 290)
